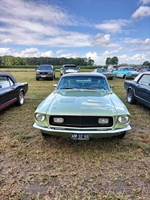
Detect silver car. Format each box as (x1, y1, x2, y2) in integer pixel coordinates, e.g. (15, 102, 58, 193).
(36, 64, 55, 81)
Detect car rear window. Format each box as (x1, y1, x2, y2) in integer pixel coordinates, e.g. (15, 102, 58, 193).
(64, 66, 77, 69)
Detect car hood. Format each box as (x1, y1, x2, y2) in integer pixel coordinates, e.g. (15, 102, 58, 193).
(36, 90, 129, 116)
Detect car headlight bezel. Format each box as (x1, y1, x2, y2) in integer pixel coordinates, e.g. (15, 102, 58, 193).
(35, 113, 46, 122)
(118, 115, 129, 124)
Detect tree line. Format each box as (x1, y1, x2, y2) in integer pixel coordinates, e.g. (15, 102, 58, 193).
(0, 55, 149, 67)
(105, 56, 150, 66)
(0, 56, 94, 66)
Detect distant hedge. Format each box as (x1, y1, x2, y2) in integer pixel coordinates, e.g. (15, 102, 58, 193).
(0, 65, 101, 69)
(0, 65, 37, 69)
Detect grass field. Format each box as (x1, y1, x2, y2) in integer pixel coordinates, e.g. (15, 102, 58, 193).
(0, 69, 150, 200)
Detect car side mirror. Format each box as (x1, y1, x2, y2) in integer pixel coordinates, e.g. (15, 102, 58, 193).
(54, 84, 57, 89)
(110, 85, 114, 88)
(0, 85, 2, 88)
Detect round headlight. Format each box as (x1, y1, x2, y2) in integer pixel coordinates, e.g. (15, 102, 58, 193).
(118, 116, 129, 124)
(35, 113, 46, 122)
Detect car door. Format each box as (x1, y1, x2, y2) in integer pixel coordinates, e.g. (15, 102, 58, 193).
(113, 68, 122, 77)
(116, 68, 128, 78)
(0, 75, 17, 110)
(135, 74, 150, 104)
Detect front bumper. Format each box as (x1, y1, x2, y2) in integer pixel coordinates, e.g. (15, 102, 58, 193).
(33, 123, 131, 138)
(36, 74, 54, 79)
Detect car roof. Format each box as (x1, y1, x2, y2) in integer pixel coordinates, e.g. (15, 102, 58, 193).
(0, 72, 11, 76)
(134, 71, 150, 81)
(138, 71, 150, 75)
(38, 64, 53, 67)
(38, 64, 52, 66)
(119, 66, 134, 68)
(62, 72, 106, 78)
(63, 64, 77, 67)
(0, 72, 17, 82)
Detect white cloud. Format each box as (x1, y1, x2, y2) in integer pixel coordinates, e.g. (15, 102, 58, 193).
(41, 51, 53, 57)
(95, 20, 129, 33)
(0, 48, 14, 56)
(0, 0, 75, 26)
(14, 48, 40, 57)
(145, 38, 150, 43)
(0, 0, 87, 47)
(91, 34, 111, 46)
(60, 53, 79, 58)
(0, 0, 149, 65)
(56, 50, 66, 55)
(132, 6, 150, 18)
(1, 38, 14, 44)
(0, 46, 149, 65)
(139, 0, 150, 5)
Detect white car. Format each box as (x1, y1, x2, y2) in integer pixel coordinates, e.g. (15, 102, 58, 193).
(60, 64, 80, 76)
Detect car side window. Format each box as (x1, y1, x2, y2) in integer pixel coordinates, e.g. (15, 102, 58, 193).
(138, 75, 150, 86)
(0, 76, 13, 88)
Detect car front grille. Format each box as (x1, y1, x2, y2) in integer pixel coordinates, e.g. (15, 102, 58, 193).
(40, 72, 48, 75)
(49, 116, 113, 128)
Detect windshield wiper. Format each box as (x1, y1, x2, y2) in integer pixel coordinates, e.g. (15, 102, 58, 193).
(60, 87, 79, 89)
(83, 87, 97, 90)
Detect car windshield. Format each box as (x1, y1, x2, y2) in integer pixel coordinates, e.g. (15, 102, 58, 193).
(64, 66, 77, 70)
(57, 75, 110, 90)
(128, 68, 135, 71)
(97, 68, 107, 73)
(118, 67, 135, 71)
(38, 65, 53, 70)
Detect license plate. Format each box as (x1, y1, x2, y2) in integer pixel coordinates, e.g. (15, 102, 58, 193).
(41, 75, 46, 77)
(71, 133, 89, 140)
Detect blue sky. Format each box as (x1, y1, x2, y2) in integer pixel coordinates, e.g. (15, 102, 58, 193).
(0, 0, 150, 65)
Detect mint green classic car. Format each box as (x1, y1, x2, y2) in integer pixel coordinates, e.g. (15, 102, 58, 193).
(33, 73, 131, 140)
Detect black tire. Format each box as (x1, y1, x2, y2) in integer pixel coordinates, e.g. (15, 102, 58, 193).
(41, 132, 50, 137)
(51, 75, 55, 80)
(36, 77, 39, 81)
(16, 90, 24, 106)
(127, 89, 136, 104)
(113, 131, 126, 139)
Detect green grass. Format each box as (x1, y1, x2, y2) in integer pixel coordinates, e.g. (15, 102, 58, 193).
(0, 69, 150, 200)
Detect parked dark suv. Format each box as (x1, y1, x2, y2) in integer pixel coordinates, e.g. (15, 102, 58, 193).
(36, 64, 55, 80)
(60, 64, 80, 76)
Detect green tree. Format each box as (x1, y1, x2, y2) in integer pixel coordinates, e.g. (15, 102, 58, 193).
(143, 61, 150, 66)
(14, 57, 23, 65)
(105, 56, 119, 65)
(105, 57, 111, 65)
(111, 56, 118, 65)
